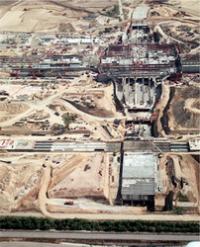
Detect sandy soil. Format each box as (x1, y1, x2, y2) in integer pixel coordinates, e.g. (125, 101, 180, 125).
(184, 98, 200, 115)
(0, 102, 29, 123)
(158, 153, 200, 212)
(0, 0, 117, 33)
(0, 77, 125, 141)
(0, 154, 43, 213)
(0, 1, 84, 32)
(62, 84, 121, 118)
(0, 152, 119, 216)
(1, 152, 198, 218)
(1, 210, 199, 221)
(168, 0, 200, 17)
(48, 153, 112, 201)
(168, 86, 200, 135)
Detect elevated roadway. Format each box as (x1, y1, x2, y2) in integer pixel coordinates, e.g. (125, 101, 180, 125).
(3, 139, 194, 153)
(22, 140, 190, 153)
(124, 140, 189, 153)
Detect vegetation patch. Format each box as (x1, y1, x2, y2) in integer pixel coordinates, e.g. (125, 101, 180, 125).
(62, 113, 77, 129)
(177, 192, 190, 202)
(102, 5, 119, 18)
(0, 217, 199, 233)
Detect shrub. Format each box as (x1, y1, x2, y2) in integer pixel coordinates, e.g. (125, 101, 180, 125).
(0, 217, 199, 233)
(62, 113, 77, 129)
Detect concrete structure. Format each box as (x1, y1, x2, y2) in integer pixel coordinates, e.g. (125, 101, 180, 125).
(1, 140, 193, 153)
(99, 44, 180, 79)
(132, 4, 150, 21)
(114, 77, 156, 111)
(99, 43, 180, 113)
(181, 55, 200, 74)
(182, 63, 200, 73)
(32, 141, 121, 152)
(189, 138, 200, 151)
(9, 54, 86, 78)
(121, 152, 158, 208)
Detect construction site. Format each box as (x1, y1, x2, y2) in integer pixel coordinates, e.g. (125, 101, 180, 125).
(0, 0, 199, 220)
(0, 152, 121, 216)
(161, 84, 200, 137)
(0, 149, 199, 217)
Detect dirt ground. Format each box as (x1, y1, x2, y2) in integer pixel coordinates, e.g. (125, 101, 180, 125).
(157, 153, 200, 213)
(150, 0, 199, 53)
(0, 152, 119, 216)
(0, 153, 43, 213)
(150, 0, 200, 18)
(168, 0, 200, 17)
(48, 153, 110, 199)
(0, 76, 125, 142)
(168, 86, 200, 135)
(155, 81, 200, 138)
(62, 84, 120, 118)
(1, 151, 199, 218)
(1, 210, 199, 221)
(0, 102, 29, 123)
(0, 0, 117, 33)
(184, 98, 200, 115)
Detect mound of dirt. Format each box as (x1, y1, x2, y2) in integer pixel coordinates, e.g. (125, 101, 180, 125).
(0, 158, 42, 213)
(158, 153, 200, 212)
(167, 86, 200, 133)
(0, 102, 29, 122)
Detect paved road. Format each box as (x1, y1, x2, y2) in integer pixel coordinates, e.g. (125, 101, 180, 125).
(0, 231, 199, 242)
(34, 141, 120, 152)
(0, 242, 87, 247)
(4, 139, 192, 153)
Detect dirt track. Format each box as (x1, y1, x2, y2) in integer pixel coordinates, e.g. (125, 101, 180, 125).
(155, 82, 170, 137)
(184, 98, 200, 115)
(38, 163, 51, 217)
